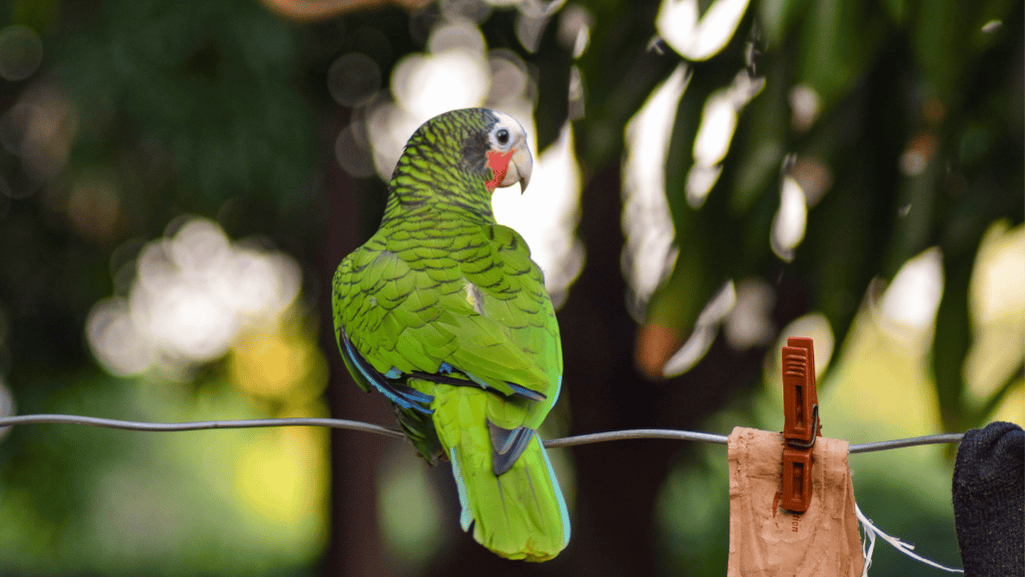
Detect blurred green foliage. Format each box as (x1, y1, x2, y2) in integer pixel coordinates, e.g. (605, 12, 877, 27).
(0, 370, 325, 575)
(56, 0, 316, 222)
(1, 0, 327, 574)
(621, 0, 1023, 434)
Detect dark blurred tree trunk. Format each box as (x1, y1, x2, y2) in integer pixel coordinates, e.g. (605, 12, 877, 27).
(317, 110, 393, 577)
(556, 163, 768, 577)
(554, 162, 676, 577)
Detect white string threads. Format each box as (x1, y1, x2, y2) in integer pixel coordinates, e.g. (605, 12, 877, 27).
(856, 503, 964, 575)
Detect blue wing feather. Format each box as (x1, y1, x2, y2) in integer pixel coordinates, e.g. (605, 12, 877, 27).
(339, 329, 434, 413)
(338, 328, 544, 414)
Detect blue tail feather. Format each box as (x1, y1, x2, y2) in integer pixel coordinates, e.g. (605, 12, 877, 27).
(487, 422, 536, 476)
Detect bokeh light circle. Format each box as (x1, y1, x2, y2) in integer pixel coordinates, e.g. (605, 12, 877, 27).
(327, 53, 381, 107)
(0, 25, 42, 81)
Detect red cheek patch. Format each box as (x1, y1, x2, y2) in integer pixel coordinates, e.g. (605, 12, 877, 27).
(485, 150, 515, 192)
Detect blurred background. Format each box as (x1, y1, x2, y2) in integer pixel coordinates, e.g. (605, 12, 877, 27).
(0, 0, 1021, 575)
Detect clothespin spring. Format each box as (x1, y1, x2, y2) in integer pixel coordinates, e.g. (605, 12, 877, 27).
(785, 405, 819, 450)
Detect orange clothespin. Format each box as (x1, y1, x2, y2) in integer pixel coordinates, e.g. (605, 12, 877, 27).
(780, 337, 821, 513)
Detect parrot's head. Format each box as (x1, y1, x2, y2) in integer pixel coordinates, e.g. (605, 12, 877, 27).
(393, 108, 534, 202)
(478, 110, 533, 194)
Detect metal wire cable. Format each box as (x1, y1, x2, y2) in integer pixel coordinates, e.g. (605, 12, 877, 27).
(544, 429, 729, 447)
(848, 433, 965, 454)
(0, 414, 405, 439)
(0, 414, 964, 452)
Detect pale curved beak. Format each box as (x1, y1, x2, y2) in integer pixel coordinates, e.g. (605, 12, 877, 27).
(501, 146, 533, 193)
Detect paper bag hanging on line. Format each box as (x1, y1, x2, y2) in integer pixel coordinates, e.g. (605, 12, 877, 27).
(726, 427, 865, 577)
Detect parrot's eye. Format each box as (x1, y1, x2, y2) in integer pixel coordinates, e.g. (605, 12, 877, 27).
(495, 128, 510, 146)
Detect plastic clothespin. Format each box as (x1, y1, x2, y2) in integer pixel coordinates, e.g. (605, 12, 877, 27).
(780, 337, 821, 513)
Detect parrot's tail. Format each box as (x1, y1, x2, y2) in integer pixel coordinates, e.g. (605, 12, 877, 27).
(431, 387, 570, 562)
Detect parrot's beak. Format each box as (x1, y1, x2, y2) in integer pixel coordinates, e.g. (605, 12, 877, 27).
(501, 146, 533, 193)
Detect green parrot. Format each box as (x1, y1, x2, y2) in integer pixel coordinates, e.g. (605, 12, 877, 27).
(332, 108, 570, 561)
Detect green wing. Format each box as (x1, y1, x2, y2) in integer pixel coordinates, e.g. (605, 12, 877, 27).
(333, 222, 561, 415)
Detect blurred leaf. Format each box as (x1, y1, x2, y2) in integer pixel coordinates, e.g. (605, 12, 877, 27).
(880, 0, 907, 24)
(909, 0, 1018, 104)
(573, 0, 677, 173)
(801, 170, 889, 346)
(756, 0, 810, 49)
(978, 370, 1025, 421)
(932, 159, 1024, 431)
(643, 12, 767, 348)
(797, 0, 885, 112)
(932, 249, 973, 431)
(728, 51, 787, 214)
(911, 0, 966, 103)
(643, 64, 735, 345)
(10, 0, 59, 30)
(527, 20, 573, 152)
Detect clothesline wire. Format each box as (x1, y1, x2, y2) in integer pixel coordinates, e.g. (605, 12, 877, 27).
(0, 414, 965, 453)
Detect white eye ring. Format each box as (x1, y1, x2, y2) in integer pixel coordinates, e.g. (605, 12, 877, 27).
(490, 122, 515, 150)
(489, 111, 528, 152)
